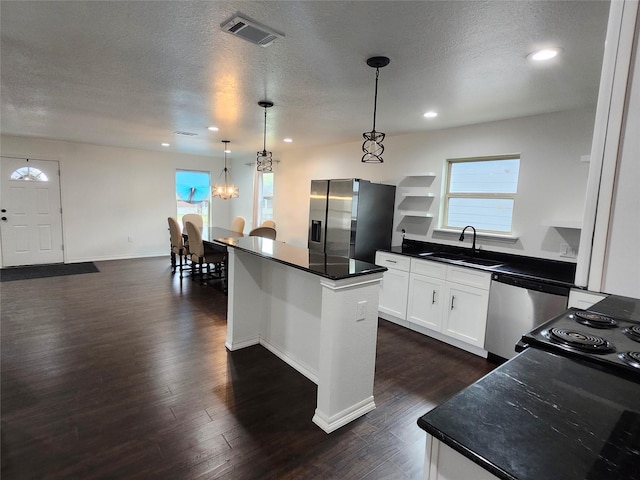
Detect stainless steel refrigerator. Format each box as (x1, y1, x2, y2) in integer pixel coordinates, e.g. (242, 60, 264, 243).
(308, 179, 396, 263)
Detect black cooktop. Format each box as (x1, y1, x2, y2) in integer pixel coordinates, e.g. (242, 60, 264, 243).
(519, 308, 640, 381)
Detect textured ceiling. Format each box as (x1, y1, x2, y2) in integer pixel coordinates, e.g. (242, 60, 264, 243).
(0, 1, 610, 161)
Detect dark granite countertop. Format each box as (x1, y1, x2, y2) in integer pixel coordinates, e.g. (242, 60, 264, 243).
(385, 239, 576, 287)
(418, 347, 640, 480)
(213, 236, 386, 281)
(591, 294, 640, 322)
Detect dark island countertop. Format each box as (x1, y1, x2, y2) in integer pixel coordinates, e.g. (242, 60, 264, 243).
(418, 348, 640, 480)
(212, 236, 386, 281)
(417, 294, 640, 480)
(386, 239, 577, 287)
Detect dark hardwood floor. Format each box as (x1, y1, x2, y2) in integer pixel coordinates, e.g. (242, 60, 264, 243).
(1, 256, 496, 479)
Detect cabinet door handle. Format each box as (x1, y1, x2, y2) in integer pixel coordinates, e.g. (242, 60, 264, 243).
(450, 295, 455, 310)
(386, 260, 397, 264)
(432, 290, 436, 304)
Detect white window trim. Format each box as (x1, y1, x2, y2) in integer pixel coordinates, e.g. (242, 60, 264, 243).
(443, 154, 520, 234)
(252, 170, 274, 229)
(432, 228, 519, 242)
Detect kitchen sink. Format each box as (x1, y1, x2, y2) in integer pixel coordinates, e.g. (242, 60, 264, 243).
(418, 252, 504, 268)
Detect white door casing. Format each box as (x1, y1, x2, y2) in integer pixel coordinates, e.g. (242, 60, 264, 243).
(0, 157, 64, 266)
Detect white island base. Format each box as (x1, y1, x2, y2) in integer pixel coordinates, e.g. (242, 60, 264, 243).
(224, 247, 383, 433)
(423, 434, 500, 480)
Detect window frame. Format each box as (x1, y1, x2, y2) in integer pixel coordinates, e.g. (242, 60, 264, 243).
(175, 169, 211, 229)
(257, 171, 274, 224)
(443, 154, 520, 234)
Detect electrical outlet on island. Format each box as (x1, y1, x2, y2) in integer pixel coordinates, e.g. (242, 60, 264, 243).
(356, 301, 367, 321)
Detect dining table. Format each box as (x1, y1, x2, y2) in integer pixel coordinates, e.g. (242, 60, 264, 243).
(183, 226, 245, 291)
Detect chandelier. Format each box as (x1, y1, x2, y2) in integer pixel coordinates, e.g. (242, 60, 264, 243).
(213, 140, 239, 199)
(257, 100, 274, 172)
(362, 56, 390, 164)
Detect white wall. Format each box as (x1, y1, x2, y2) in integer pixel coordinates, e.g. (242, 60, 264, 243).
(273, 108, 595, 261)
(0, 107, 595, 265)
(0, 135, 232, 264)
(601, 30, 640, 297)
(228, 159, 257, 233)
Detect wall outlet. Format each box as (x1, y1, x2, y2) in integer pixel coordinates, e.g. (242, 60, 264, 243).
(128, 236, 134, 243)
(356, 301, 367, 321)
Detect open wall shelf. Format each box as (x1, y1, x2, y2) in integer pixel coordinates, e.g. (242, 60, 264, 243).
(397, 174, 437, 222)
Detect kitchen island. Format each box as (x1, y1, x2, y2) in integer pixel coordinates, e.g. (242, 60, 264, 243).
(417, 295, 640, 480)
(213, 235, 386, 433)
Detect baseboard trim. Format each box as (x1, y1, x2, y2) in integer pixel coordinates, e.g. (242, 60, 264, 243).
(312, 396, 376, 434)
(259, 337, 319, 384)
(225, 337, 260, 351)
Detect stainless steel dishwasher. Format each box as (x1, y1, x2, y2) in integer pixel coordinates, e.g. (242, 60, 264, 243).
(485, 273, 570, 361)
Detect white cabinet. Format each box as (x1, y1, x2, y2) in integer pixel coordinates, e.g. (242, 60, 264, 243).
(408, 273, 444, 330)
(442, 282, 489, 347)
(568, 288, 608, 309)
(406, 258, 491, 350)
(442, 265, 491, 347)
(424, 434, 499, 480)
(407, 258, 447, 330)
(375, 252, 410, 319)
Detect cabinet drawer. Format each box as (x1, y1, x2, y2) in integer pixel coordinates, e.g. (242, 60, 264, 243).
(446, 265, 491, 290)
(375, 252, 410, 272)
(410, 258, 447, 279)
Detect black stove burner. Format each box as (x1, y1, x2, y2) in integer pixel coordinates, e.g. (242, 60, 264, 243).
(543, 328, 614, 353)
(623, 325, 640, 343)
(618, 351, 640, 369)
(574, 311, 618, 329)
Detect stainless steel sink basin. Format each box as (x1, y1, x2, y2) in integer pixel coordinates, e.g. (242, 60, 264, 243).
(418, 252, 503, 268)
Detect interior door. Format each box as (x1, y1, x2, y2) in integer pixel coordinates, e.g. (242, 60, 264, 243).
(0, 157, 64, 266)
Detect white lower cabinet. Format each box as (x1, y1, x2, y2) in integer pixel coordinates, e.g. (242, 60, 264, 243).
(407, 273, 444, 330)
(442, 282, 489, 347)
(380, 252, 491, 353)
(424, 434, 499, 480)
(375, 252, 410, 319)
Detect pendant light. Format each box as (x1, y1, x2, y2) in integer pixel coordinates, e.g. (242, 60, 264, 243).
(362, 56, 390, 164)
(213, 140, 239, 199)
(257, 100, 274, 172)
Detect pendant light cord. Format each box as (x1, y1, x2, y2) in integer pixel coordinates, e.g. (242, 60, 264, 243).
(371, 68, 380, 132)
(262, 107, 268, 153)
(223, 141, 229, 173)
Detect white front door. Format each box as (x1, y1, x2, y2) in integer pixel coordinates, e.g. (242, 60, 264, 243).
(0, 157, 64, 266)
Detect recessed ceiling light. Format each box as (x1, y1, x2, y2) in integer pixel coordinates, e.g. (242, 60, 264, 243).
(161, 143, 170, 147)
(423, 111, 438, 118)
(283, 138, 293, 143)
(527, 48, 562, 61)
(208, 126, 219, 132)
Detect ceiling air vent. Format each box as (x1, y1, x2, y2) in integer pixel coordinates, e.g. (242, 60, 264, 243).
(220, 14, 283, 47)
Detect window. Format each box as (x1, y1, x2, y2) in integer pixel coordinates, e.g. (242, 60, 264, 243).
(175, 170, 210, 228)
(444, 155, 520, 233)
(10, 166, 48, 181)
(258, 171, 274, 223)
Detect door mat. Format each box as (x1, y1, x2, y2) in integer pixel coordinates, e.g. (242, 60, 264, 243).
(0, 262, 100, 282)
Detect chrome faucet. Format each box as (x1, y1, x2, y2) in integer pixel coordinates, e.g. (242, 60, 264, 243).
(459, 225, 477, 255)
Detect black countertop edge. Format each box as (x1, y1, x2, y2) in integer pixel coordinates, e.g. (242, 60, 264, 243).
(416, 420, 517, 480)
(416, 346, 640, 480)
(386, 239, 576, 287)
(214, 236, 387, 281)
